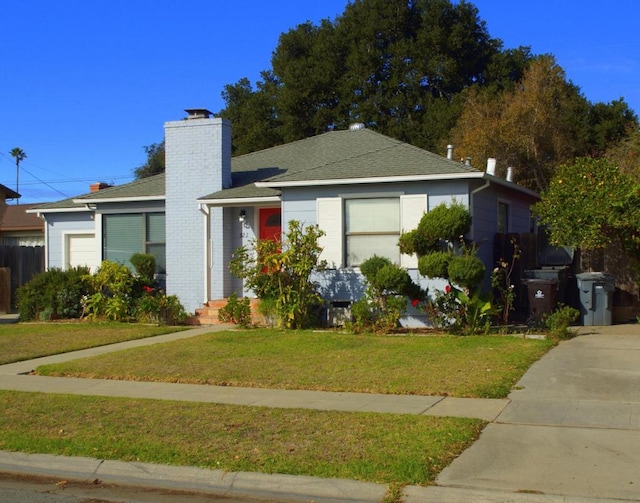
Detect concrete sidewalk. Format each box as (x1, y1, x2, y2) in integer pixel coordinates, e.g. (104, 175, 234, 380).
(1, 323, 640, 502)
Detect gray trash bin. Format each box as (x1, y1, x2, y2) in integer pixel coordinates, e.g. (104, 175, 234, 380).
(576, 272, 615, 326)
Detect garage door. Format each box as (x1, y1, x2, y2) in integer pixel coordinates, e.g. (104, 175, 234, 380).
(67, 234, 97, 270)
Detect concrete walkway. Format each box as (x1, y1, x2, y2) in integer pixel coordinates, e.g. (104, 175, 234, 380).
(1, 323, 639, 502)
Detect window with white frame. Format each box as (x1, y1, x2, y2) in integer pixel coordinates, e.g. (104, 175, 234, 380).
(345, 198, 400, 266)
(317, 194, 426, 268)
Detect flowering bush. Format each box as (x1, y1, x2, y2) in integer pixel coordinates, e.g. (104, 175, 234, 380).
(426, 284, 493, 335)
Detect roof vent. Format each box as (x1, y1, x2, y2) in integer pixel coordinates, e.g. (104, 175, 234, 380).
(349, 122, 365, 131)
(446, 144, 454, 160)
(486, 158, 496, 176)
(506, 167, 514, 182)
(185, 108, 213, 120)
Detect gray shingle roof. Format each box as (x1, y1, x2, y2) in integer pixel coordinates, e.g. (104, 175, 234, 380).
(202, 128, 479, 200)
(34, 127, 484, 210)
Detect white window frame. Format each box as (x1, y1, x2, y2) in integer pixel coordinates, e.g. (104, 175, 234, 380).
(317, 194, 427, 268)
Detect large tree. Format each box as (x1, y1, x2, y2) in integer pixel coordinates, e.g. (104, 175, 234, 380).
(533, 157, 640, 258)
(133, 142, 165, 179)
(448, 55, 637, 191)
(218, 0, 510, 153)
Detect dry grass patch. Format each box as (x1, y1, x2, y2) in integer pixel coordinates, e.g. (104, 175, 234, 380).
(0, 322, 188, 364)
(0, 390, 484, 485)
(37, 329, 554, 398)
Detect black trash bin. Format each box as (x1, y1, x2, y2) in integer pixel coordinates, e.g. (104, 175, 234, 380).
(576, 272, 615, 326)
(523, 279, 558, 322)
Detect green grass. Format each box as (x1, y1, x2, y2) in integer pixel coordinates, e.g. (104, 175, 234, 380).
(0, 322, 188, 364)
(36, 329, 555, 398)
(0, 390, 484, 485)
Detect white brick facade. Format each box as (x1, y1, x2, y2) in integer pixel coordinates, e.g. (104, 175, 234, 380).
(164, 115, 231, 312)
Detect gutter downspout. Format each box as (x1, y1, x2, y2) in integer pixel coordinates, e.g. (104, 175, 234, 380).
(198, 203, 211, 306)
(36, 212, 49, 271)
(470, 176, 491, 242)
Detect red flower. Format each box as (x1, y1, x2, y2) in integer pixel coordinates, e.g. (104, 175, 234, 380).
(411, 299, 419, 308)
(445, 284, 451, 294)
(143, 285, 154, 293)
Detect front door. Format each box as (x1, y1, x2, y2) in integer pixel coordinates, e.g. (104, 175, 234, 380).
(259, 208, 282, 241)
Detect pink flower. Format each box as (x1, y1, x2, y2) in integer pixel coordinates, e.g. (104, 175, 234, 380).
(445, 284, 452, 294)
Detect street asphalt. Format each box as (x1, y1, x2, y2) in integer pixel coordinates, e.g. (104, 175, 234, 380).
(0, 321, 639, 502)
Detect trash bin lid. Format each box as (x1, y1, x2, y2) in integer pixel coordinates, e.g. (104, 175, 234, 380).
(538, 227, 574, 266)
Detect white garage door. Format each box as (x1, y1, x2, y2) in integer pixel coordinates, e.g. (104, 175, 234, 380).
(67, 234, 97, 270)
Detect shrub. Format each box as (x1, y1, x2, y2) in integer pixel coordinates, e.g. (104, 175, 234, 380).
(349, 255, 425, 333)
(218, 292, 252, 327)
(83, 261, 136, 321)
(130, 253, 157, 284)
(418, 251, 451, 279)
(135, 291, 187, 325)
(229, 220, 326, 329)
(17, 267, 90, 321)
(447, 254, 486, 292)
(545, 304, 580, 339)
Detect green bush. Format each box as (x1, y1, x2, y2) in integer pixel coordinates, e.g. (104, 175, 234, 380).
(447, 254, 486, 292)
(349, 255, 424, 333)
(135, 291, 187, 325)
(130, 253, 157, 283)
(218, 293, 252, 327)
(17, 267, 90, 321)
(418, 251, 451, 279)
(545, 305, 580, 339)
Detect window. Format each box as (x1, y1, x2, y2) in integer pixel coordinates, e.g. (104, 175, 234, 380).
(103, 213, 165, 272)
(497, 201, 509, 233)
(317, 194, 426, 268)
(345, 198, 400, 266)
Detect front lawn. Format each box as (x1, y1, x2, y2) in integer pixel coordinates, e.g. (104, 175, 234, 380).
(0, 390, 484, 487)
(0, 322, 188, 365)
(36, 329, 555, 398)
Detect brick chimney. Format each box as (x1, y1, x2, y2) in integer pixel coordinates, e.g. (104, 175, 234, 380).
(164, 109, 232, 312)
(90, 182, 111, 193)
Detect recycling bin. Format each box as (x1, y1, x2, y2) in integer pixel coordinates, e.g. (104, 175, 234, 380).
(576, 272, 615, 326)
(523, 279, 557, 322)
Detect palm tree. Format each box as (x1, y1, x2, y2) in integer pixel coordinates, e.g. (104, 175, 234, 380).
(10, 147, 26, 202)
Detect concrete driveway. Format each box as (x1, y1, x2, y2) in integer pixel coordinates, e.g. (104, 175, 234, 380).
(420, 324, 640, 502)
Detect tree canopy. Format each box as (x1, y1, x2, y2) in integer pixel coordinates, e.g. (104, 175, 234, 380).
(134, 0, 639, 183)
(532, 157, 640, 256)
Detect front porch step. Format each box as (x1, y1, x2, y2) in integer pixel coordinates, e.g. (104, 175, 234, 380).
(191, 298, 266, 326)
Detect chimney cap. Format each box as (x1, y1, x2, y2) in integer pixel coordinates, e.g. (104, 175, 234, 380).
(185, 108, 213, 120)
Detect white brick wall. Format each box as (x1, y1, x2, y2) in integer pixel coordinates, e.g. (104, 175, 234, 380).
(164, 116, 231, 312)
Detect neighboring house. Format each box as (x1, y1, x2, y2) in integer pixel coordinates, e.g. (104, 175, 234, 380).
(0, 203, 45, 246)
(31, 109, 539, 319)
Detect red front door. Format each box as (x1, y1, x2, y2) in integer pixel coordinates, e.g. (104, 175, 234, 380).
(259, 208, 282, 241)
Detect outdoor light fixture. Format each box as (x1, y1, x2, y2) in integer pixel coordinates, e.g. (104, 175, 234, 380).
(239, 209, 247, 223)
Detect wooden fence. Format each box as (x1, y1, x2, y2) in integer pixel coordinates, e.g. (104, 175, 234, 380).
(0, 245, 45, 311)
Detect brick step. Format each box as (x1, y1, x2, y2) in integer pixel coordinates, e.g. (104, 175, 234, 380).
(191, 298, 267, 326)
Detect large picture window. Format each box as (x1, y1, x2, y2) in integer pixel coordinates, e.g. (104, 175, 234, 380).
(103, 213, 165, 273)
(345, 198, 400, 266)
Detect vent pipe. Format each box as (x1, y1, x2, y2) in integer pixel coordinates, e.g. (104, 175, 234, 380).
(446, 144, 454, 160)
(486, 158, 496, 176)
(465, 157, 472, 166)
(506, 167, 514, 182)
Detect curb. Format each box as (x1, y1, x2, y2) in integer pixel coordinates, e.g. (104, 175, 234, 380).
(0, 451, 388, 503)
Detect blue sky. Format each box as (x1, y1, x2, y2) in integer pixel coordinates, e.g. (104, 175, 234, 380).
(1, 1, 639, 203)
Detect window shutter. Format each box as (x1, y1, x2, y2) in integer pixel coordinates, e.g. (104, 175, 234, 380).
(317, 197, 343, 268)
(400, 194, 427, 269)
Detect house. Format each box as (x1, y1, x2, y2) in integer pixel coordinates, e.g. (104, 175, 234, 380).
(0, 203, 45, 246)
(31, 109, 539, 321)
